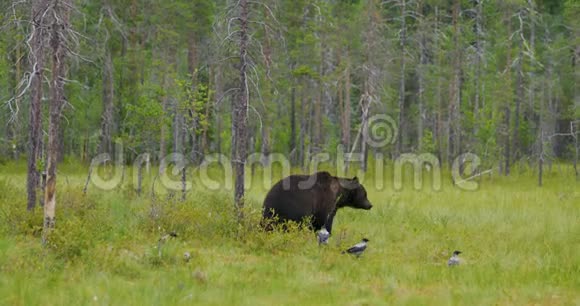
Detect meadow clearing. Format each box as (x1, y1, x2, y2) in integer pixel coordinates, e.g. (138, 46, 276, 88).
(0, 161, 578, 305)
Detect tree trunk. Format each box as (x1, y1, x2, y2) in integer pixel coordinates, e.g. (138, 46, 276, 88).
(215, 64, 223, 159)
(173, 104, 181, 156)
(289, 83, 296, 164)
(99, 46, 114, 155)
(572, 19, 579, 179)
(27, 0, 48, 211)
(201, 68, 212, 153)
(188, 33, 199, 164)
(344, 55, 351, 150)
(538, 131, 543, 187)
(527, 0, 536, 157)
(299, 89, 306, 169)
(504, 102, 511, 176)
(361, 91, 371, 172)
(9, 39, 23, 161)
(449, 0, 462, 165)
(571, 122, 578, 179)
(173, 92, 183, 200)
(233, 0, 249, 219)
(181, 115, 187, 201)
(159, 73, 168, 161)
(137, 160, 143, 196)
(513, 10, 524, 162)
(361, 1, 378, 171)
(504, 6, 512, 176)
(314, 73, 322, 153)
(261, 15, 272, 162)
(44, 0, 70, 233)
(57, 123, 65, 163)
(474, 0, 484, 135)
(396, 0, 406, 157)
(417, 31, 426, 151)
(434, 6, 443, 162)
(337, 66, 344, 148)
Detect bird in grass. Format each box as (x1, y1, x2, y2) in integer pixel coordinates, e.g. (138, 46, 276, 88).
(159, 231, 178, 243)
(183, 251, 191, 262)
(157, 231, 178, 257)
(448, 250, 462, 266)
(317, 228, 330, 245)
(342, 238, 369, 257)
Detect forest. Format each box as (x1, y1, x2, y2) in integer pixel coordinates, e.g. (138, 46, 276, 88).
(0, 0, 578, 305)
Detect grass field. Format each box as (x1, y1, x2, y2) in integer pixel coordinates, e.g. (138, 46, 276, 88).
(0, 161, 579, 305)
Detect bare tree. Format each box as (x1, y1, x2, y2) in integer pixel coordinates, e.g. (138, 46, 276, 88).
(187, 30, 200, 164)
(27, 0, 49, 211)
(416, 0, 426, 151)
(448, 0, 462, 165)
(396, 0, 407, 157)
(98, 44, 114, 155)
(232, 0, 249, 219)
(513, 8, 525, 162)
(159, 71, 168, 161)
(473, 0, 484, 136)
(44, 0, 71, 234)
(259, 8, 273, 164)
(97, 1, 122, 156)
(289, 80, 296, 164)
(343, 54, 352, 151)
(361, 0, 383, 171)
(527, 0, 537, 159)
(434, 6, 444, 161)
(503, 4, 513, 176)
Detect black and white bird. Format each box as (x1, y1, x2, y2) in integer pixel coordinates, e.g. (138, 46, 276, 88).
(317, 228, 330, 245)
(159, 231, 178, 243)
(342, 238, 369, 257)
(448, 250, 462, 266)
(157, 231, 178, 257)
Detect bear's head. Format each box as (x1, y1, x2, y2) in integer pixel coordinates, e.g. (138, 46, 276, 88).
(336, 177, 373, 210)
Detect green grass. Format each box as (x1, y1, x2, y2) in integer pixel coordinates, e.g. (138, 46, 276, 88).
(0, 161, 579, 305)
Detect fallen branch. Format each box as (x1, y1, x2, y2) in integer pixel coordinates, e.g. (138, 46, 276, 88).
(455, 168, 493, 185)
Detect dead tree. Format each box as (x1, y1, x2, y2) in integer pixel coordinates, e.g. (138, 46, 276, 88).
(473, 0, 485, 136)
(98, 44, 114, 155)
(396, 0, 407, 157)
(360, 0, 382, 171)
(449, 0, 462, 165)
(566, 121, 579, 179)
(232, 0, 249, 219)
(26, 0, 49, 211)
(44, 0, 71, 234)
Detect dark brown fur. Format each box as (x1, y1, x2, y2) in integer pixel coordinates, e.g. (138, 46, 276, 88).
(261, 171, 372, 234)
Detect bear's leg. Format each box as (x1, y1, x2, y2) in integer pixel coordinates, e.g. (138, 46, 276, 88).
(324, 209, 338, 234)
(311, 215, 325, 231)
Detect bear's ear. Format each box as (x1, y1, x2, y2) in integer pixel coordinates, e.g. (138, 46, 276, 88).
(352, 176, 359, 182)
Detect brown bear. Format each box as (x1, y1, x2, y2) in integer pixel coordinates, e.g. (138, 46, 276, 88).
(261, 171, 373, 234)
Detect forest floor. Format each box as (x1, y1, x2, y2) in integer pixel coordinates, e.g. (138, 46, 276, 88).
(0, 161, 579, 305)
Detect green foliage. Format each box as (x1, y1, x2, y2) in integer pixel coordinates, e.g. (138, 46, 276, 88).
(420, 130, 436, 154)
(178, 78, 213, 138)
(2, 0, 578, 167)
(123, 82, 167, 149)
(0, 164, 579, 304)
(292, 65, 318, 79)
(45, 216, 92, 260)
